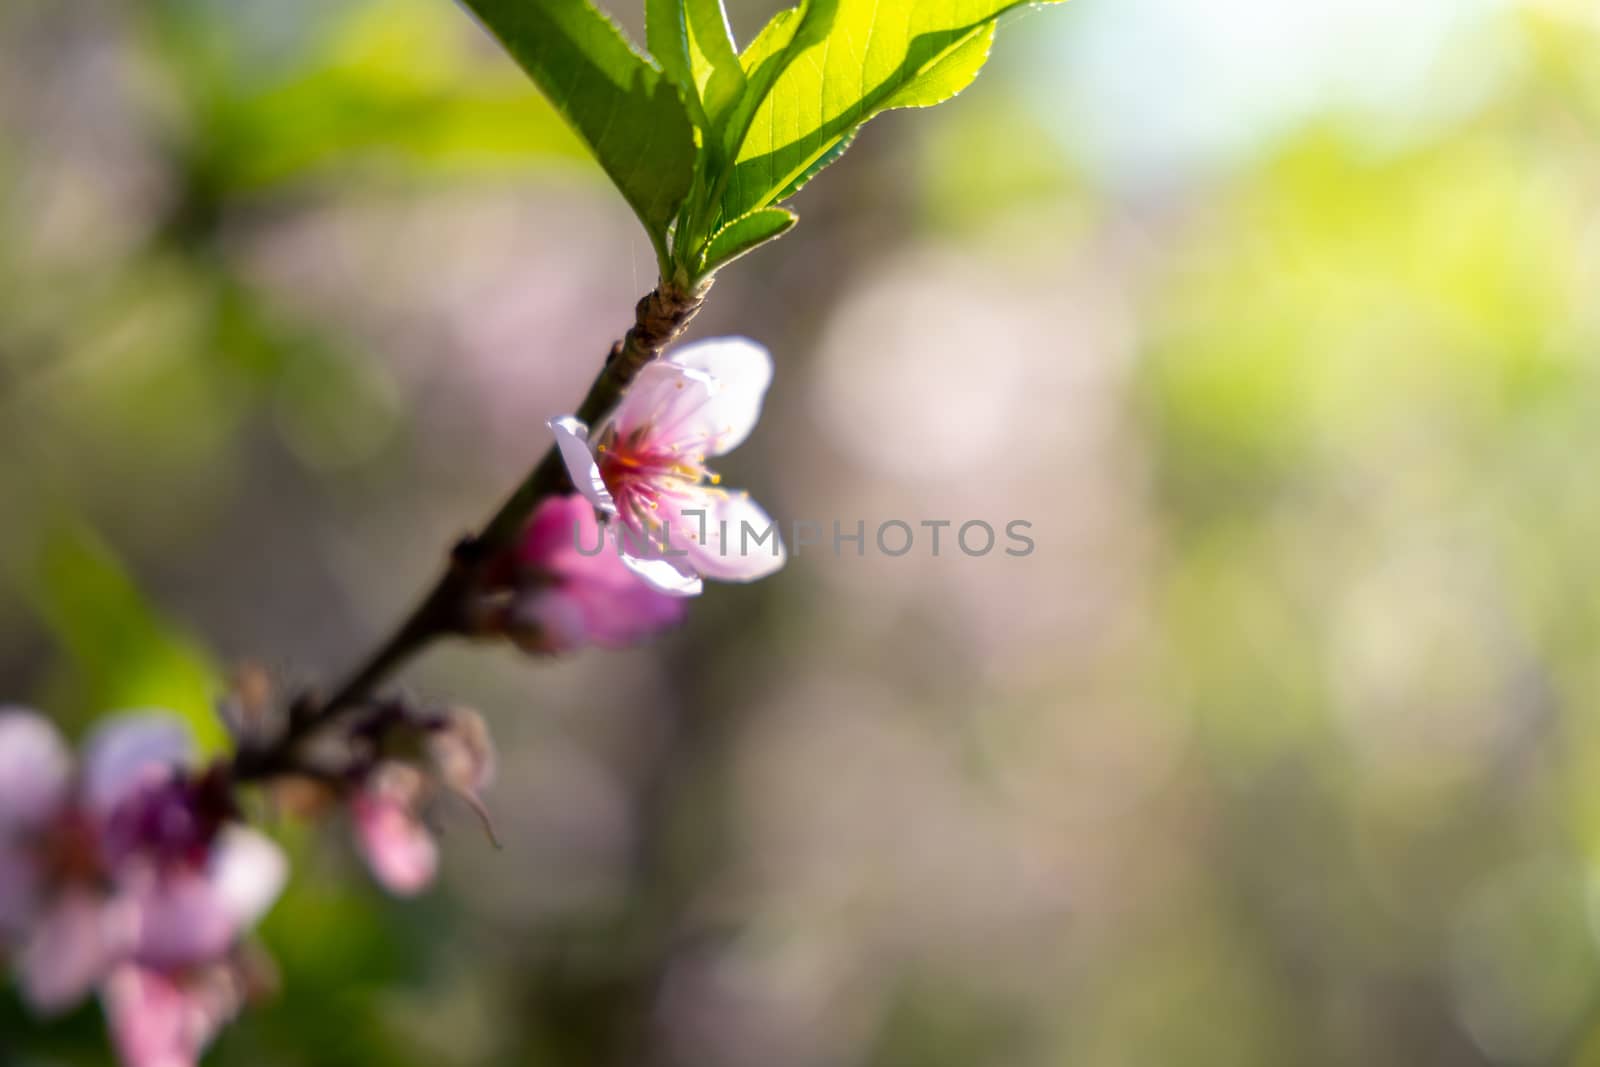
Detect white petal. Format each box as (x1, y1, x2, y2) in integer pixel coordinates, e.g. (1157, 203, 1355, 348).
(0, 709, 72, 832)
(207, 827, 287, 931)
(610, 346, 772, 458)
(666, 336, 773, 402)
(83, 714, 192, 817)
(548, 416, 614, 512)
(21, 890, 112, 1015)
(620, 552, 704, 597)
(673, 491, 787, 584)
(662, 336, 774, 455)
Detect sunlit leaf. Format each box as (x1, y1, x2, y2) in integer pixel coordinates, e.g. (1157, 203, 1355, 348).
(699, 206, 798, 272)
(457, 0, 698, 241)
(645, 0, 746, 127)
(880, 21, 995, 110)
(721, 0, 1063, 220)
(767, 127, 857, 205)
(718, 0, 838, 160)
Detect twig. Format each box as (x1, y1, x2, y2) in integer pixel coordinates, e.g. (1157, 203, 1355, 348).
(231, 280, 708, 784)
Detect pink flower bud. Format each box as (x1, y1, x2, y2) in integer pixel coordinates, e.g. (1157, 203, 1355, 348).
(506, 494, 687, 653)
(350, 762, 438, 897)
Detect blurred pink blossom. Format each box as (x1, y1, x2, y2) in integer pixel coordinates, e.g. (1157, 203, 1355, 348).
(0, 708, 285, 1065)
(102, 961, 248, 1067)
(350, 762, 438, 897)
(507, 494, 687, 653)
(550, 337, 786, 596)
(350, 707, 498, 897)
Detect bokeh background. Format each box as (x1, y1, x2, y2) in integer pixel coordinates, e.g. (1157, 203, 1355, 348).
(4, 0, 1600, 1064)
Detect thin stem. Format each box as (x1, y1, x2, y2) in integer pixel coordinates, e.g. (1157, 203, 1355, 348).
(320, 579, 461, 713)
(232, 279, 709, 784)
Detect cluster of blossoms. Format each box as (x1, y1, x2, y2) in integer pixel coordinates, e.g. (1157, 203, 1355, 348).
(481, 336, 785, 651)
(0, 710, 284, 1067)
(0, 698, 505, 1065)
(1, 335, 789, 1066)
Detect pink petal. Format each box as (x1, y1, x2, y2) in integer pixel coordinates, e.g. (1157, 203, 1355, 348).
(548, 416, 615, 512)
(351, 780, 438, 897)
(571, 553, 694, 636)
(127, 829, 285, 970)
(511, 589, 591, 653)
(517, 494, 606, 570)
(519, 568, 691, 647)
(603, 362, 727, 458)
(20, 889, 114, 1015)
(667, 490, 786, 584)
(125, 870, 237, 971)
(83, 715, 192, 819)
(663, 336, 774, 453)
(0, 709, 72, 832)
(102, 964, 233, 1067)
(608, 337, 772, 456)
(515, 496, 691, 645)
(539, 499, 691, 604)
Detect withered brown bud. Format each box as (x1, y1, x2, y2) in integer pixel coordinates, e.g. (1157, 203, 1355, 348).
(426, 707, 496, 796)
(424, 707, 500, 848)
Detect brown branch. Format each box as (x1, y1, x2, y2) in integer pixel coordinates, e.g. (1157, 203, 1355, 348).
(232, 280, 708, 783)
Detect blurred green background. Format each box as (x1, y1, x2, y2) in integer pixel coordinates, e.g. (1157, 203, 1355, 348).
(4, 0, 1600, 1064)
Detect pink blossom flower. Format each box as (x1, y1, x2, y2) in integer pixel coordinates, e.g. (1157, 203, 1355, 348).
(349, 708, 497, 897)
(0, 709, 285, 1024)
(350, 763, 437, 897)
(102, 961, 247, 1067)
(549, 337, 786, 596)
(507, 494, 687, 653)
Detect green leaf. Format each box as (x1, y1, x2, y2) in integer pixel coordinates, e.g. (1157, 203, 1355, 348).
(646, 0, 747, 129)
(458, 0, 697, 241)
(722, 0, 1062, 219)
(769, 128, 857, 205)
(720, 0, 839, 158)
(699, 207, 799, 271)
(645, 0, 700, 118)
(880, 21, 996, 110)
(689, 0, 747, 122)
